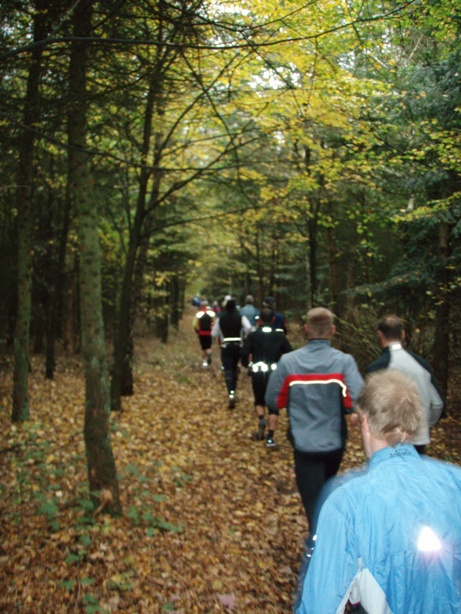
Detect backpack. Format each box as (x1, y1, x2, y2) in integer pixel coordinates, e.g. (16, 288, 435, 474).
(199, 312, 212, 332)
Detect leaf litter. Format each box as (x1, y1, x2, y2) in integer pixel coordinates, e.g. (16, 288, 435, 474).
(0, 309, 460, 613)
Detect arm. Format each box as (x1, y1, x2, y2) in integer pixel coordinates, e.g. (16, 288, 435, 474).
(240, 334, 253, 368)
(241, 315, 252, 337)
(425, 369, 444, 425)
(411, 354, 445, 424)
(296, 495, 358, 614)
(282, 338, 293, 355)
(265, 356, 288, 411)
(343, 355, 365, 413)
(211, 319, 221, 340)
(428, 385, 444, 425)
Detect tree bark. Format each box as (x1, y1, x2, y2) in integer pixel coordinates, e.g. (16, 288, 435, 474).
(45, 190, 72, 379)
(432, 221, 451, 399)
(68, 0, 121, 514)
(110, 74, 163, 410)
(170, 275, 181, 329)
(326, 224, 338, 312)
(12, 0, 48, 421)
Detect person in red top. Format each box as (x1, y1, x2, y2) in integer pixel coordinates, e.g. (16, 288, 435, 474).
(193, 301, 215, 368)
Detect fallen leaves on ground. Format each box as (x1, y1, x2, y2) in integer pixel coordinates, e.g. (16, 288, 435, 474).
(0, 310, 460, 613)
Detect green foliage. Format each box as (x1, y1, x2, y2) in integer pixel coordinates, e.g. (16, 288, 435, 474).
(82, 593, 104, 614)
(172, 468, 193, 489)
(127, 505, 183, 535)
(106, 572, 133, 592)
(60, 579, 77, 592)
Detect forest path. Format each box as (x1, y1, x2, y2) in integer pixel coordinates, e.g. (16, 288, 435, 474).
(0, 307, 459, 613)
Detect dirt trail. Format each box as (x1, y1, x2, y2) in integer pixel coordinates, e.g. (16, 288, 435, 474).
(0, 307, 459, 613)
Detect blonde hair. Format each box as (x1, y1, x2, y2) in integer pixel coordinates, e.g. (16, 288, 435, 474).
(358, 370, 424, 446)
(307, 307, 335, 338)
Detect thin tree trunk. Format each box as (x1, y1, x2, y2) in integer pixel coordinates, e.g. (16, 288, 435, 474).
(308, 205, 318, 307)
(432, 221, 451, 399)
(170, 275, 180, 329)
(69, 0, 121, 514)
(110, 75, 164, 410)
(12, 0, 48, 421)
(326, 225, 338, 312)
(46, 191, 71, 379)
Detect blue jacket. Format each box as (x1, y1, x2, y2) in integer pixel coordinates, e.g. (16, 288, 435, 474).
(265, 339, 364, 453)
(239, 303, 260, 328)
(296, 444, 461, 613)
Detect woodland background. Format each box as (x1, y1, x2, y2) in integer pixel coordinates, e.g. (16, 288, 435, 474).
(1, 0, 461, 611)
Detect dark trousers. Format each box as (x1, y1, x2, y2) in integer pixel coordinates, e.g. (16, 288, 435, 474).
(199, 334, 212, 350)
(221, 346, 241, 394)
(294, 447, 344, 532)
(251, 372, 270, 406)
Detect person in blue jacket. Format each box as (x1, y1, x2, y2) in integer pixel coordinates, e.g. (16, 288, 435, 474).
(295, 369, 461, 614)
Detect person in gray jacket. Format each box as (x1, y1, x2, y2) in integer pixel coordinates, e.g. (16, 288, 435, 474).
(265, 307, 364, 530)
(239, 295, 259, 331)
(366, 314, 444, 454)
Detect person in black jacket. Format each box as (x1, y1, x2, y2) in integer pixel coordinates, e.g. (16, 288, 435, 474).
(212, 299, 251, 408)
(262, 296, 287, 334)
(241, 308, 292, 446)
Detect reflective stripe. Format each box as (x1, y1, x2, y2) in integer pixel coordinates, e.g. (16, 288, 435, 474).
(252, 361, 277, 373)
(197, 310, 215, 318)
(222, 336, 242, 348)
(288, 377, 348, 398)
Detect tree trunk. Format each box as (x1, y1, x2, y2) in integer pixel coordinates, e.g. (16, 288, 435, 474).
(69, 0, 121, 514)
(110, 72, 164, 410)
(432, 221, 451, 399)
(12, 1, 48, 421)
(308, 203, 319, 307)
(63, 270, 77, 352)
(110, 228, 142, 410)
(46, 190, 71, 379)
(155, 309, 169, 344)
(170, 275, 180, 329)
(326, 224, 339, 312)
